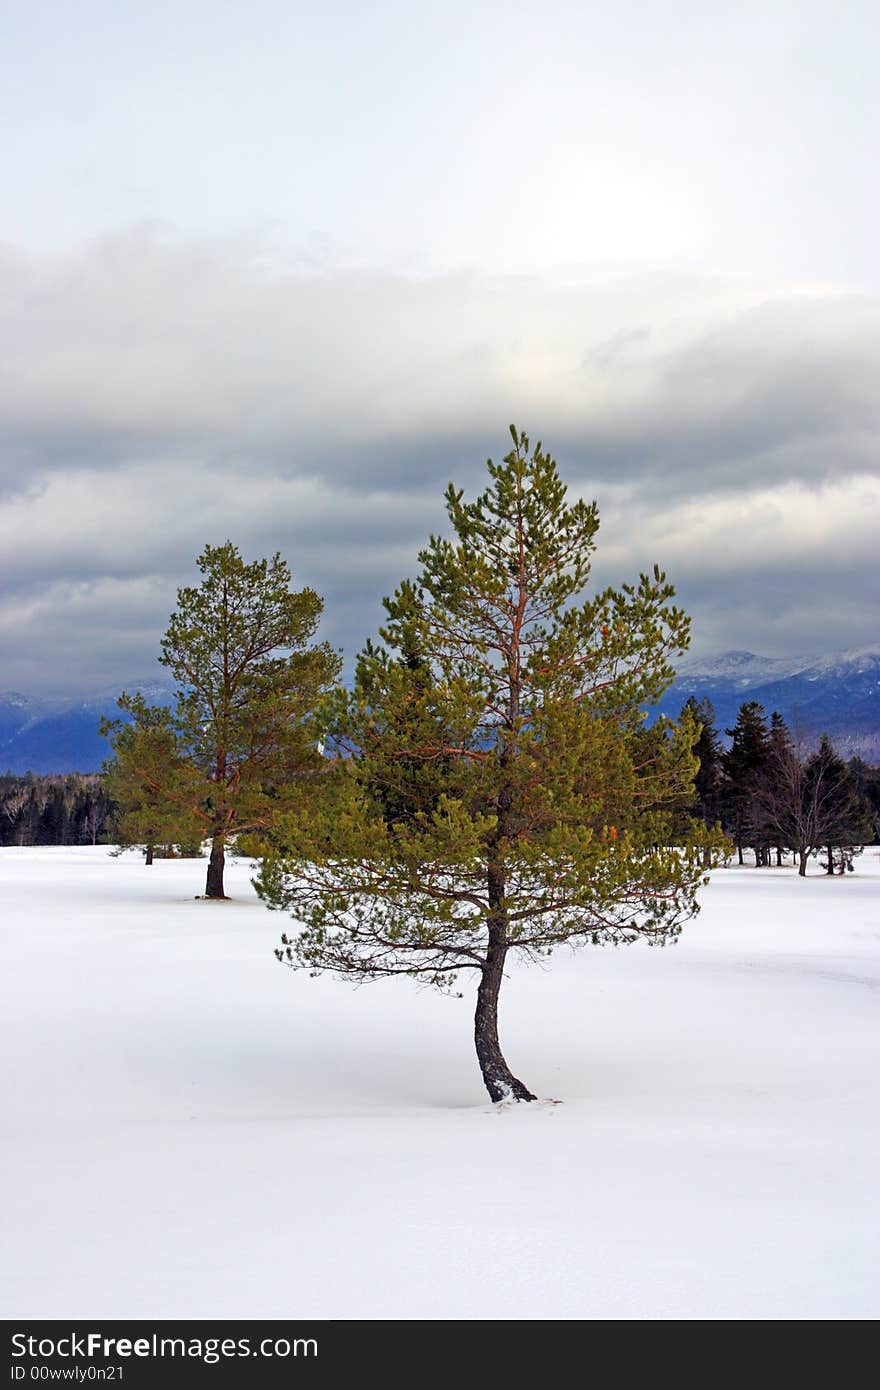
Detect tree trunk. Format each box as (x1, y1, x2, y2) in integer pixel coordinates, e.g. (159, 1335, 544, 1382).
(145, 844, 154, 866)
(204, 833, 227, 899)
(737, 842, 744, 866)
(798, 848, 808, 877)
(826, 845, 834, 876)
(776, 845, 782, 867)
(475, 853, 535, 1103)
(474, 931, 535, 1104)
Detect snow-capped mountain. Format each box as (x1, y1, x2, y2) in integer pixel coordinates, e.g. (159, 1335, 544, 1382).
(796, 645, 880, 681)
(655, 644, 880, 761)
(674, 650, 814, 689)
(0, 680, 175, 776)
(677, 644, 880, 690)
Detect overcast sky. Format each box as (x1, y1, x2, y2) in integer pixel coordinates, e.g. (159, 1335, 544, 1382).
(2, 0, 878, 695)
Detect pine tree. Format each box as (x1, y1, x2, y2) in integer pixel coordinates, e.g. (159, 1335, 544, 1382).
(257, 428, 724, 1103)
(102, 542, 340, 898)
(847, 758, 880, 841)
(682, 696, 724, 861)
(100, 702, 203, 862)
(722, 701, 770, 865)
(766, 711, 794, 865)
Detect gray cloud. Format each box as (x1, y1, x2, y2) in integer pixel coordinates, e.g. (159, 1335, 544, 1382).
(1, 231, 878, 693)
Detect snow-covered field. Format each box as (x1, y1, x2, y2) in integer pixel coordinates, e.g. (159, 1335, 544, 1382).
(3, 846, 878, 1320)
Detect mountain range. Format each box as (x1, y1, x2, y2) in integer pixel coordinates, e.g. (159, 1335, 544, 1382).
(0, 681, 174, 776)
(2, 645, 879, 774)
(652, 644, 880, 761)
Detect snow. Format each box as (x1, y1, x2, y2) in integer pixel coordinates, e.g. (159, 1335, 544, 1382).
(676, 644, 880, 689)
(675, 649, 814, 686)
(0, 691, 35, 709)
(3, 846, 879, 1320)
(799, 644, 880, 678)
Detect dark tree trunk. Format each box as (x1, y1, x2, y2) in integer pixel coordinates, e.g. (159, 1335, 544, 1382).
(798, 848, 808, 877)
(474, 628, 537, 1105)
(475, 856, 535, 1103)
(737, 842, 744, 866)
(204, 833, 227, 899)
(826, 845, 834, 876)
(145, 844, 154, 866)
(776, 845, 783, 867)
(474, 934, 535, 1103)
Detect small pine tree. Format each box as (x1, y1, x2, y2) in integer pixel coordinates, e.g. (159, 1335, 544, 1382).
(102, 543, 340, 898)
(258, 428, 725, 1103)
(100, 701, 204, 862)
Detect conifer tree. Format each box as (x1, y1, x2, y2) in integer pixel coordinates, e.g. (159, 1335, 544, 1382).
(848, 758, 880, 841)
(258, 428, 724, 1103)
(682, 696, 724, 862)
(722, 701, 771, 865)
(768, 710, 793, 761)
(102, 542, 340, 898)
(766, 711, 794, 865)
(100, 702, 202, 862)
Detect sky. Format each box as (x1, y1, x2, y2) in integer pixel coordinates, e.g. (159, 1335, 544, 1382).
(2, 0, 878, 695)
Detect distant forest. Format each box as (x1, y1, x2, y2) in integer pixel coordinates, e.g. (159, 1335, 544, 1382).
(0, 774, 112, 848)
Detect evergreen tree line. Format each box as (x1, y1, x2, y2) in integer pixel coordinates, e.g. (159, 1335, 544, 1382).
(0, 773, 113, 847)
(683, 697, 880, 875)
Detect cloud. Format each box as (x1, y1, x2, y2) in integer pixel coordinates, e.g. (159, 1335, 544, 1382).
(1, 229, 878, 692)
